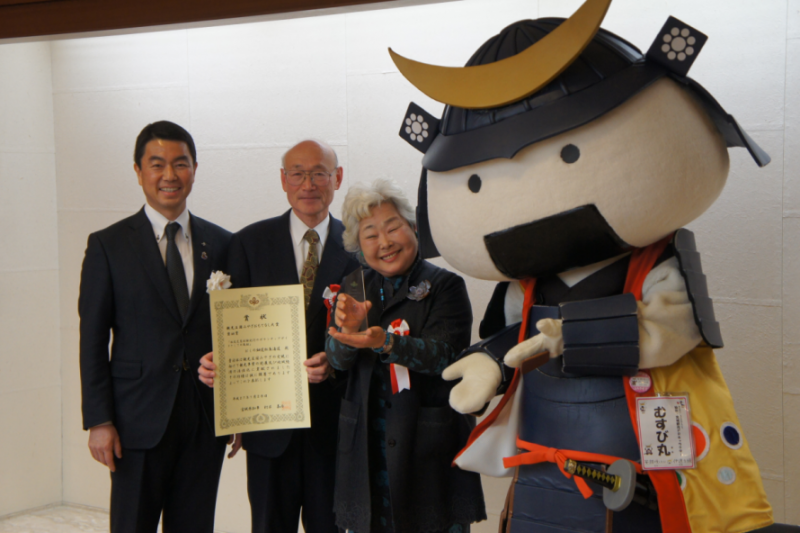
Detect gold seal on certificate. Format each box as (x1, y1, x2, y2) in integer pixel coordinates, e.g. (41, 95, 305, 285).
(209, 284, 311, 436)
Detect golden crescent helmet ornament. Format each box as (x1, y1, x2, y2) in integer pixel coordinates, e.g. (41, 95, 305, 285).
(389, 0, 613, 109)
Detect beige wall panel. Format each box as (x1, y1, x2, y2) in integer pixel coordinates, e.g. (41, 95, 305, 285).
(51, 31, 189, 92)
(687, 131, 784, 304)
(784, 218, 800, 346)
(0, 386, 62, 517)
(785, 38, 800, 217)
(0, 42, 55, 151)
(187, 17, 348, 150)
(790, 0, 800, 39)
(479, 474, 511, 516)
(0, 270, 61, 393)
(472, 511, 500, 533)
(213, 455, 251, 533)
(0, 153, 59, 271)
(53, 88, 191, 212)
(0, 40, 60, 518)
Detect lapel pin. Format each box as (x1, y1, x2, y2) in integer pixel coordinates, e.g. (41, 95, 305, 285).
(201, 251, 208, 260)
(202, 242, 207, 247)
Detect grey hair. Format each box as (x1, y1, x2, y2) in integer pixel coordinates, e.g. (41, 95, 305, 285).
(341, 178, 417, 254)
(280, 140, 339, 168)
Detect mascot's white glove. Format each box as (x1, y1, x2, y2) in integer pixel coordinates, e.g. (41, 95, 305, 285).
(443, 352, 502, 414)
(639, 257, 702, 368)
(504, 318, 564, 368)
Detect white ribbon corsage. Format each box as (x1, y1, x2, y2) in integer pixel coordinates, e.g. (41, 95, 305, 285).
(206, 270, 232, 293)
(323, 284, 341, 327)
(387, 318, 411, 394)
(323, 284, 341, 308)
(388, 318, 410, 336)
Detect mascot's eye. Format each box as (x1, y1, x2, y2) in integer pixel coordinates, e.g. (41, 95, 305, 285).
(561, 144, 580, 164)
(468, 174, 482, 193)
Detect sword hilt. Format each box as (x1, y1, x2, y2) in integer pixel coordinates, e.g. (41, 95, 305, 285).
(564, 459, 622, 491)
(563, 459, 658, 512)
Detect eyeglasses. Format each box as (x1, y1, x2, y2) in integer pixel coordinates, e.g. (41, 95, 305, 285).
(283, 169, 335, 186)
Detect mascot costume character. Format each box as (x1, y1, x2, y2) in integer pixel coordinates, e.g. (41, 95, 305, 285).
(389, 0, 795, 532)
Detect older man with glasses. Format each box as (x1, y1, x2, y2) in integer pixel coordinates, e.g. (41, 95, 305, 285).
(199, 140, 360, 533)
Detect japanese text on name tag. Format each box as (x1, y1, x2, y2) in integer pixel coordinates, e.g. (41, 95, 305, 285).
(636, 396, 695, 470)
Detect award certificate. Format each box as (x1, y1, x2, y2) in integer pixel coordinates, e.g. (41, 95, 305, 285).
(209, 284, 311, 436)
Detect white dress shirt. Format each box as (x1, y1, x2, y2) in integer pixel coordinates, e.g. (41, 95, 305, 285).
(144, 204, 194, 298)
(289, 210, 330, 280)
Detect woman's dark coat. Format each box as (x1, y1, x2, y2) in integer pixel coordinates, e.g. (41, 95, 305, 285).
(327, 259, 486, 533)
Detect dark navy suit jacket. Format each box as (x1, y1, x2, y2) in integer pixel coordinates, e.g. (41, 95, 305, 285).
(79, 208, 232, 449)
(229, 209, 360, 458)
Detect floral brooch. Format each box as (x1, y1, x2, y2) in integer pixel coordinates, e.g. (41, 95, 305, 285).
(407, 280, 431, 301)
(206, 270, 232, 293)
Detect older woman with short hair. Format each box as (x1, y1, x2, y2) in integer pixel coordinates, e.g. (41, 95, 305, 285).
(325, 179, 485, 533)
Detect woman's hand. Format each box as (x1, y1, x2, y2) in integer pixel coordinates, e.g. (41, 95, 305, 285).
(328, 325, 386, 350)
(334, 293, 372, 334)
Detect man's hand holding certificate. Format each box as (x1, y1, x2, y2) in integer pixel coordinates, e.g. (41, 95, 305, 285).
(204, 272, 311, 436)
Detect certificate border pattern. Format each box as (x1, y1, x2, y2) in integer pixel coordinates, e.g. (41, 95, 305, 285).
(268, 296, 305, 422)
(215, 294, 306, 430)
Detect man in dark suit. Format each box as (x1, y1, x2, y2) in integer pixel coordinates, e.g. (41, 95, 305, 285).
(79, 121, 233, 533)
(199, 140, 360, 533)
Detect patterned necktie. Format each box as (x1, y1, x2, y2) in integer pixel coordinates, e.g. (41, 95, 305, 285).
(300, 230, 320, 309)
(166, 222, 190, 318)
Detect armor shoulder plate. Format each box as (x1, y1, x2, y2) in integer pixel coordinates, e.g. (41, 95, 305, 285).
(673, 228, 723, 348)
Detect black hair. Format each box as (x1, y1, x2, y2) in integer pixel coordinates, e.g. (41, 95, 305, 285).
(134, 121, 197, 168)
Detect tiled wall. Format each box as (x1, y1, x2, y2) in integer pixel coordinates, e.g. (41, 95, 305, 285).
(1, 0, 798, 529)
(0, 42, 61, 516)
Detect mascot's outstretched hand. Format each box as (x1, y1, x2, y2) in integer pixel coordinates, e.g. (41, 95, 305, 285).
(443, 352, 502, 414)
(504, 319, 563, 368)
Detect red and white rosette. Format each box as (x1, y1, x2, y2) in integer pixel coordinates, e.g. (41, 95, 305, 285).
(387, 318, 411, 394)
(323, 284, 340, 328)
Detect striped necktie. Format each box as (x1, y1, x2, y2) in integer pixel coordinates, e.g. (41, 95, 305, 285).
(300, 230, 320, 309)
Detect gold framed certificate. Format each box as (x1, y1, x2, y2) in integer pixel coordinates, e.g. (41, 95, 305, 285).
(209, 284, 311, 436)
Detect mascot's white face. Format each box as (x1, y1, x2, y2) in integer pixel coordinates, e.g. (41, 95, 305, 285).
(427, 78, 730, 281)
